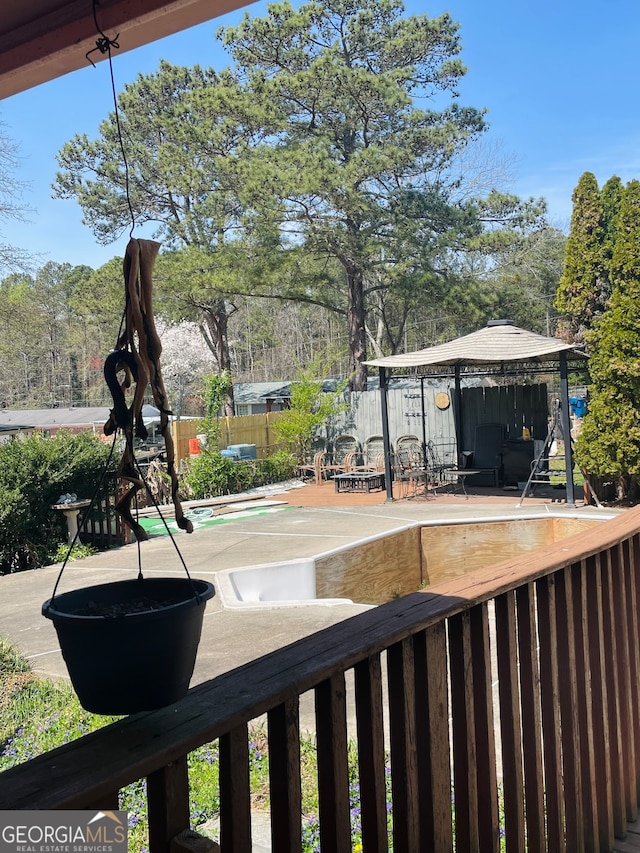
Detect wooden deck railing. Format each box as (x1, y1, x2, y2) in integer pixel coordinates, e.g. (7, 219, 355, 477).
(80, 491, 132, 549)
(2, 508, 640, 852)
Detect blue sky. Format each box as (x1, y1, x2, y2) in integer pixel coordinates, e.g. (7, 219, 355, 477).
(1, 0, 640, 271)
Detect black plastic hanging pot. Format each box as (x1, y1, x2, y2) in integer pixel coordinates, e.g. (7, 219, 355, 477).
(42, 576, 215, 715)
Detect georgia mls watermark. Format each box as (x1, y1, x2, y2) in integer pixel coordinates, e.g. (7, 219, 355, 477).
(0, 811, 127, 853)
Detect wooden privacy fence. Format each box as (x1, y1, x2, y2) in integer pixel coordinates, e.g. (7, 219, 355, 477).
(173, 412, 287, 463)
(3, 509, 640, 852)
(170, 384, 551, 467)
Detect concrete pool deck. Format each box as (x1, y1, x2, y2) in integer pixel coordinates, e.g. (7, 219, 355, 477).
(0, 479, 617, 689)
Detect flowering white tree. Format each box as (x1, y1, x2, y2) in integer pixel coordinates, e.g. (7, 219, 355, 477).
(0, 123, 31, 274)
(156, 319, 216, 416)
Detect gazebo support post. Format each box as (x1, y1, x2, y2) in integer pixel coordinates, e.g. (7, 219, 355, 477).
(420, 376, 428, 468)
(379, 367, 394, 501)
(559, 352, 576, 506)
(454, 365, 463, 464)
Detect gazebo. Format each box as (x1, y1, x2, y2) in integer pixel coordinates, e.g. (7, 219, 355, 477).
(364, 320, 588, 505)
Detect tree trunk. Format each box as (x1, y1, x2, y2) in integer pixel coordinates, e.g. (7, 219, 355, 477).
(347, 266, 368, 391)
(201, 305, 235, 417)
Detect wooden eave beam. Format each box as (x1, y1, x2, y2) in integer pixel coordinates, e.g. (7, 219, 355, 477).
(0, 0, 251, 99)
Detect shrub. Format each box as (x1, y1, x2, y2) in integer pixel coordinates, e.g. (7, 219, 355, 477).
(185, 450, 298, 499)
(272, 363, 348, 459)
(49, 541, 98, 565)
(186, 452, 252, 499)
(256, 450, 298, 484)
(0, 431, 115, 574)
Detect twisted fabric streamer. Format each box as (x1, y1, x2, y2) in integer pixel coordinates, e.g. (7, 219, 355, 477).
(104, 238, 193, 540)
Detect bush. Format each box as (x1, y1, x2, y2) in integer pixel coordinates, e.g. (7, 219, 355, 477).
(272, 363, 348, 459)
(49, 541, 98, 564)
(186, 452, 252, 499)
(257, 450, 298, 484)
(185, 449, 298, 499)
(0, 431, 115, 574)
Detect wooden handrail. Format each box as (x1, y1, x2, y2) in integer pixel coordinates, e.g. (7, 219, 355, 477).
(2, 507, 640, 852)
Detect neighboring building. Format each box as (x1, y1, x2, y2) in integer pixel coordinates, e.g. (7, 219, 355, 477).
(0, 405, 165, 439)
(232, 380, 342, 415)
(0, 407, 109, 436)
(232, 383, 291, 415)
(0, 423, 34, 442)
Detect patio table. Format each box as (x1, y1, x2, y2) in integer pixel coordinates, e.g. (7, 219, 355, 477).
(441, 468, 482, 499)
(334, 471, 385, 493)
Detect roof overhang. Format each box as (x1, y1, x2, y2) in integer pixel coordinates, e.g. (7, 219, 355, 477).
(1, 0, 253, 99)
(365, 322, 588, 371)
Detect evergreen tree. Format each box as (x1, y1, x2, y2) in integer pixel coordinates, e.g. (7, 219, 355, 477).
(555, 172, 621, 342)
(600, 175, 623, 281)
(575, 180, 640, 500)
(54, 1, 546, 394)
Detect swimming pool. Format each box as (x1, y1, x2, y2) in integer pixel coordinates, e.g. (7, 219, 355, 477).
(215, 511, 615, 609)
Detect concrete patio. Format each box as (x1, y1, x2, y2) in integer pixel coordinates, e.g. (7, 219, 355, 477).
(0, 478, 614, 687)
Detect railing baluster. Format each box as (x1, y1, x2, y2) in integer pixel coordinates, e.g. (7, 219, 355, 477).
(536, 573, 566, 851)
(147, 756, 190, 853)
(315, 672, 351, 853)
(516, 582, 545, 852)
(387, 637, 419, 853)
(601, 546, 627, 838)
(612, 539, 638, 822)
(495, 591, 526, 853)
(572, 560, 600, 851)
(585, 554, 615, 851)
(354, 654, 388, 853)
(219, 724, 251, 853)
(469, 602, 499, 852)
(556, 565, 585, 852)
(449, 610, 479, 853)
(267, 698, 302, 853)
(413, 623, 453, 852)
(624, 534, 640, 809)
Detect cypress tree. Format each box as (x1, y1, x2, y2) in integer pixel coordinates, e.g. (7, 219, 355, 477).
(555, 172, 609, 341)
(575, 179, 640, 500)
(598, 174, 623, 304)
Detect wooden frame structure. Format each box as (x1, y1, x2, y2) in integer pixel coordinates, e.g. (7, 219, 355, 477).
(0, 0, 253, 99)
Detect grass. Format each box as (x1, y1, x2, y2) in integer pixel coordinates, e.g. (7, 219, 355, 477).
(539, 440, 585, 488)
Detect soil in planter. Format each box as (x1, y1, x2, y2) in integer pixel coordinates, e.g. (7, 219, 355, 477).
(73, 594, 189, 617)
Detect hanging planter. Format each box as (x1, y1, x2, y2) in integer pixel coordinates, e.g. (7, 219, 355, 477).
(43, 577, 214, 715)
(43, 239, 215, 715)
